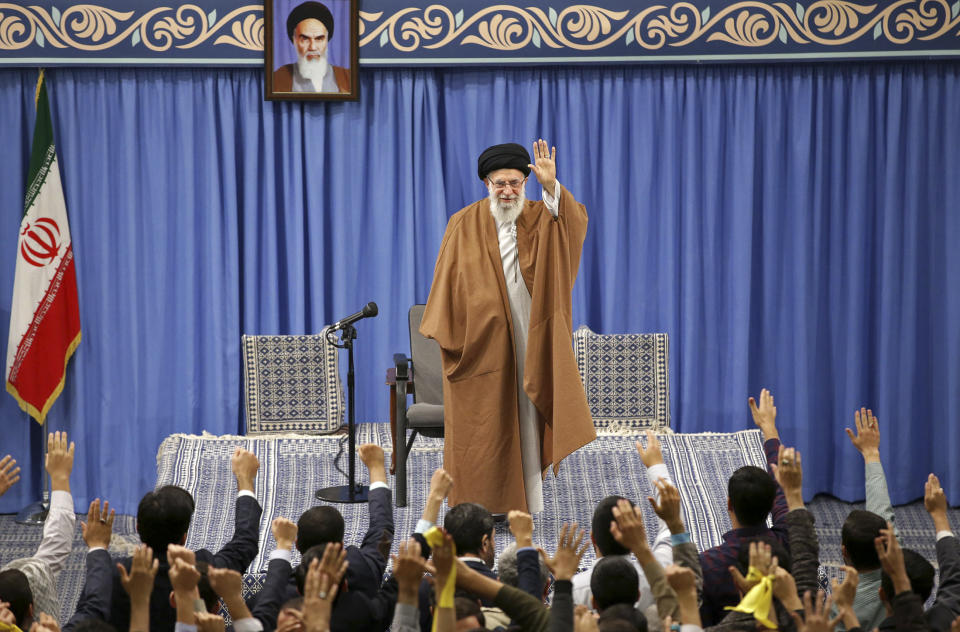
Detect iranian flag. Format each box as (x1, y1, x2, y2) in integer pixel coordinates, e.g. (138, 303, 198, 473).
(6, 71, 81, 424)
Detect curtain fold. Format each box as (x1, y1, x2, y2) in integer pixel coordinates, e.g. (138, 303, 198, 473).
(0, 63, 956, 514)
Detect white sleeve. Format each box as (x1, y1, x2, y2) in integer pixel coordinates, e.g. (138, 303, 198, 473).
(646, 463, 674, 567)
(33, 490, 76, 576)
(542, 180, 561, 218)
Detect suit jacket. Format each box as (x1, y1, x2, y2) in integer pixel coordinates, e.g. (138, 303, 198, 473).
(272, 63, 351, 93)
(104, 494, 263, 632)
(257, 486, 394, 627)
(62, 549, 114, 632)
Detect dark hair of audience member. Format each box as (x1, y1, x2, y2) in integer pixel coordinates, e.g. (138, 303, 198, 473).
(592, 496, 633, 557)
(194, 561, 221, 613)
(727, 466, 777, 527)
(444, 503, 494, 556)
(0, 569, 33, 627)
(880, 549, 935, 603)
(296, 506, 346, 553)
(454, 596, 485, 627)
(841, 510, 887, 570)
(136, 485, 195, 555)
(73, 620, 118, 632)
(734, 536, 792, 576)
(590, 556, 640, 611)
(597, 603, 648, 632)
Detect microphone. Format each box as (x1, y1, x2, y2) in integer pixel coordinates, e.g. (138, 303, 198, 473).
(332, 302, 378, 330)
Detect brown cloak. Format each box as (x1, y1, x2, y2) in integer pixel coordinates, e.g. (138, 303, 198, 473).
(420, 185, 596, 513)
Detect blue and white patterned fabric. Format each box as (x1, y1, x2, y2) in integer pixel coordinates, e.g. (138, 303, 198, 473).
(241, 329, 344, 434)
(154, 426, 766, 581)
(572, 325, 670, 433)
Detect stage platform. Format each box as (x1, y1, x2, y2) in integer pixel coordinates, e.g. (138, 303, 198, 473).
(155, 424, 770, 575)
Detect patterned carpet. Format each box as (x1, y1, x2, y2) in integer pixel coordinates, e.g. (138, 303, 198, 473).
(0, 424, 954, 625)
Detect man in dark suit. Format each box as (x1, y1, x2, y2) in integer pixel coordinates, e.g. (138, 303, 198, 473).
(418, 502, 497, 631)
(69, 447, 263, 632)
(270, 443, 393, 604)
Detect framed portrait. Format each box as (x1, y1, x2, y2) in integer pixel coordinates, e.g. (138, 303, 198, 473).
(264, 0, 359, 101)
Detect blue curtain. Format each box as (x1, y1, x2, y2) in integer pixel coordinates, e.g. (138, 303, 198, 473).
(0, 63, 957, 514)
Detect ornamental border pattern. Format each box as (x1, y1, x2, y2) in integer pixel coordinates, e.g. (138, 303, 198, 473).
(1, 1, 958, 62)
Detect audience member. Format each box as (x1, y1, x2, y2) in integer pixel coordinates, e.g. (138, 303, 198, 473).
(875, 474, 960, 632)
(0, 433, 76, 626)
(269, 443, 392, 609)
(699, 389, 789, 625)
(87, 447, 263, 632)
(573, 431, 679, 612)
(835, 407, 897, 631)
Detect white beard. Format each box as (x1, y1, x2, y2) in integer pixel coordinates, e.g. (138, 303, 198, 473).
(487, 185, 526, 224)
(296, 54, 329, 88)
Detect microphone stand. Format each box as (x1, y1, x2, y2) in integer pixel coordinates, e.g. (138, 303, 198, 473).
(315, 323, 368, 503)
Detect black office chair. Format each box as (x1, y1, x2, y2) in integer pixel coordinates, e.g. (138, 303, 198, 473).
(393, 304, 444, 507)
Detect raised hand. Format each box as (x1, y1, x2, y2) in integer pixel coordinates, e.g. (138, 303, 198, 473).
(28, 612, 60, 632)
(925, 473, 948, 515)
(195, 612, 226, 632)
(358, 443, 386, 484)
(789, 590, 842, 632)
(729, 540, 776, 594)
(609, 499, 649, 556)
(648, 478, 684, 534)
(207, 567, 245, 603)
(508, 510, 534, 548)
(0, 456, 20, 497)
(81, 499, 115, 549)
(749, 388, 778, 440)
(231, 447, 259, 492)
(207, 566, 253, 621)
(317, 542, 349, 589)
(845, 407, 880, 463)
(118, 544, 159, 603)
(635, 430, 664, 468)
(45, 431, 75, 492)
(772, 445, 805, 509)
(527, 139, 557, 193)
(168, 557, 201, 595)
(830, 566, 859, 615)
(539, 522, 588, 581)
(391, 538, 429, 599)
(302, 558, 338, 632)
(167, 544, 198, 567)
(665, 564, 698, 595)
(427, 468, 454, 500)
(875, 522, 910, 594)
(272, 517, 298, 551)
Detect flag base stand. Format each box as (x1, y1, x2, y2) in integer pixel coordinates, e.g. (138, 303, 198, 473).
(15, 500, 48, 525)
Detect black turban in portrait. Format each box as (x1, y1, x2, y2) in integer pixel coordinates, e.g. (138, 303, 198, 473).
(477, 143, 531, 181)
(287, 1, 335, 41)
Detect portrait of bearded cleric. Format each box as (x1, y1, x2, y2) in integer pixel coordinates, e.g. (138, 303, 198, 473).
(265, 0, 358, 101)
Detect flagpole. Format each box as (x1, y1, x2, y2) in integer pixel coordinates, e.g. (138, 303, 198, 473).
(14, 416, 49, 525)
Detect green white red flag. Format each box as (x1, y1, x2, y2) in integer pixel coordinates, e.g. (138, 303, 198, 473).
(6, 71, 81, 424)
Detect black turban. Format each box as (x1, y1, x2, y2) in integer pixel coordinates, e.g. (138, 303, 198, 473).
(287, 1, 334, 41)
(477, 143, 531, 181)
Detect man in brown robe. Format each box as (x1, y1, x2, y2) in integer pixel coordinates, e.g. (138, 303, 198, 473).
(420, 140, 596, 514)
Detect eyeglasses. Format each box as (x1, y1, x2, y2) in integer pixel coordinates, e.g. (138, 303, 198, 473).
(488, 177, 527, 190)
